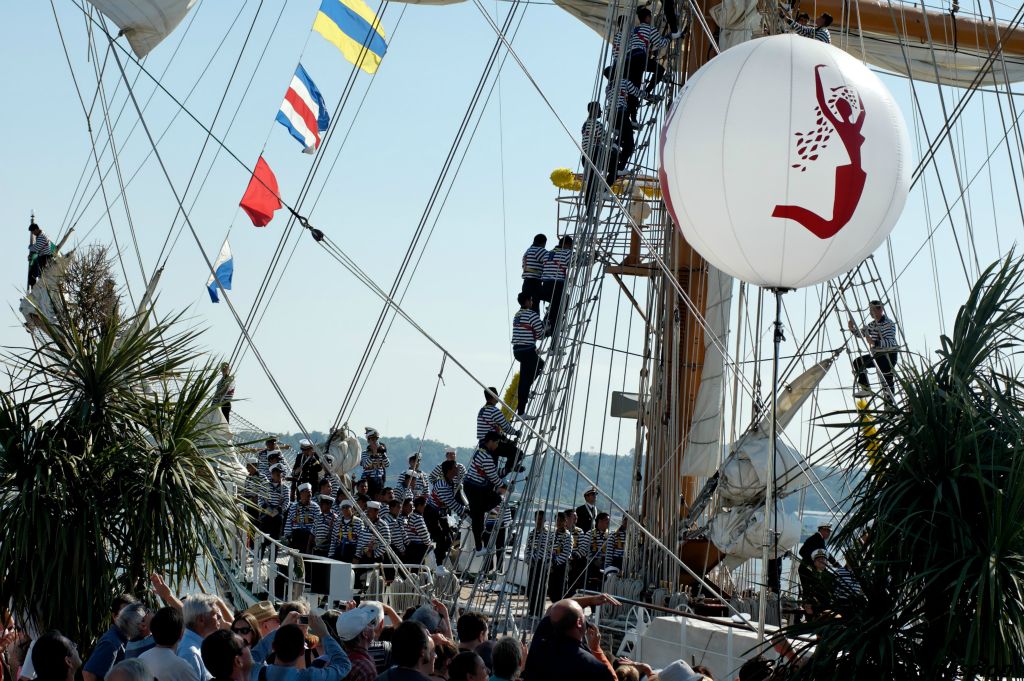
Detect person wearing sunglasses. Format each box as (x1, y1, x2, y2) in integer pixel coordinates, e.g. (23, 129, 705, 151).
(230, 615, 262, 650)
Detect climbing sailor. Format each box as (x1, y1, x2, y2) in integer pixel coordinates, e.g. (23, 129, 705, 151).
(476, 387, 515, 440)
(511, 292, 545, 417)
(483, 482, 513, 573)
(425, 460, 467, 571)
(623, 7, 668, 102)
(780, 7, 833, 42)
(848, 300, 899, 397)
(360, 427, 390, 496)
(521, 234, 548, 313)
(542, 236, 574, 339)
(581, 102, 611, 211)
(464, 432, 504, 554)
(27, 220, 52, 291)
(604, 79, 638, 182)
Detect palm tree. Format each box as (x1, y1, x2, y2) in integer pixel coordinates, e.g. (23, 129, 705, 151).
(0, 250, 244, 646)
(773, 254, 1024, 679)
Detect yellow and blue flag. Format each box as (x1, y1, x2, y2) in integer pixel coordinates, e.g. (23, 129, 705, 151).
(313, 0, 388, 74)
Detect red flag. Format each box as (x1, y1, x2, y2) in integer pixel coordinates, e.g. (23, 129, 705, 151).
(239, 156, 282, 227)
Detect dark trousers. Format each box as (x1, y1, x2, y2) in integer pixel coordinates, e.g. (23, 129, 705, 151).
(548, 563, 567, 602)
(853, 351, 898, 391)
(585, 559, 605, 591)
(288, 528, 313, 553)
(545, 280, 566, 336)
(664, 0, 679, 34)
(260, 513, 284, 540)
(221, 402, 231, 422)
(464, 483, 501, 550)
(513, 347, 545, 416)
(521, 278, 543, 312)
(612, 109, 635, 176)
(27, 254, 50, 290)
(567, 558, 585, 596)
(332, 542, 357, 563)
(405, 542, 428, 566)
(424, 504, 452, 565)
(624, 48, 665, 95)
(527, 560, 546, 617)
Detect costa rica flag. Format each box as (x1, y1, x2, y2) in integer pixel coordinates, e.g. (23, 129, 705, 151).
(276, 64, 330, 153)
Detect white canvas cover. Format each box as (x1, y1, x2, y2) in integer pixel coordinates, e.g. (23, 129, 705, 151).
(87, 0, 198, 57)
(717, 431, 811, 507)
(709, 0, 762, 51)
(707, 504, 801, 559)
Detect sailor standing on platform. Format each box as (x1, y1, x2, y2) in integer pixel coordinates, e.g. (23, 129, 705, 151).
(397, 454, 429, 498)
(261, 462, 291, 539)
(564, 509, 585, 595)
(582, 512, 612, 590)
(283, 482, 321, 552)
(521, 234, 548, 313)
(27, 220, 52, 291)
(360, 428, 390, 496)
(477, 387, 515, 440)
(484, 482, 513, 573)
(383, 499, 408, 579)
(575, 488, 599, 533)
(425, 461, 467, 571)
(848, 300, 900, 397)
(215, 362, 236, 423)
(512, 292, 545, 418)
(404, 496, 431, 566)
(607, 517, 628, 571)
(330, 500, 363, 562)
(525, 511, 551, 618)
(548, 512, 573, 602)
(463, 432, 504, 554)
(355, 501, 391, 587)
(292, 439, 322, 493)
(798, 523, 840, 593)
(311, 495, 337, 557)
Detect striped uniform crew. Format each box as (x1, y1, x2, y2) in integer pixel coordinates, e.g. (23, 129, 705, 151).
(256, 448, 276, 479)
(606, 78, 641, 111)
(488, 503, 513, 530)
(322, 471, 343, 497)
(356, 518, 391, 559)
(283, 500, 322, 536)
(311, 510, 338, 552)
(405, 510, 430, 545)
(607, 527, 627, 568)
(582, 118, 606, 159)
(429, 462, 467, 489)
(854, 316, 899, 351)
(526, 526, 552, 562)
(551, 529, 573, 566)
(428, 479, 467, 517)
(611, 29, 623, 59)
(522, 244, 548, 281)
(242, 473, 269, 505)
(397, 470, 429, 498)
(569, 526, 585, 558)
(511, 308, 544, 349)
(262, 482, 291, 514)
(788, 20, 831, 43)
(383, 511, 407, 554)
(582, 527, 612, 565)
(29, 232, 51, 256)
(476, 404, 513, 440)
(329, 515, 364, 556)
(360, 445, 390, 485)
(541, 247, 573, 283)
(628, 23, 668, 55)
(465, 447, 502, 488)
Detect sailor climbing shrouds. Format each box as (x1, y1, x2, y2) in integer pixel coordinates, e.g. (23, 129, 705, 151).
(521, 234, 548, 313)
(779, 6, 833, 43)
(360, 427, 390, 496)
(603, 80, 637, 182)
(27, 220, 52, 291)
(425, 460, 467, 570)
(476, 387, 515, 440)
(512, 292, 546, 417)
(848, 299, 899, 397)
(623, 7, 669, 105)
(542, 236, 574, 340)
(581, 102, 612, 209)
(483, 482, 512, 572)
(463, 431, 504, 554)
(429, 449, 467, 489)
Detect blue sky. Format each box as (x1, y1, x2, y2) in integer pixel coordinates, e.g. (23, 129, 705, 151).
(1, 0, 1020, 455)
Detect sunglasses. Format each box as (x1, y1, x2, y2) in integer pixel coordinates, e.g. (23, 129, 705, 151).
(231, 626, 253, 635)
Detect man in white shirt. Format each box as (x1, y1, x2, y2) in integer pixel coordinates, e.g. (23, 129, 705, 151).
(178, 595, 224, 681)
(141, 608, 199, 681)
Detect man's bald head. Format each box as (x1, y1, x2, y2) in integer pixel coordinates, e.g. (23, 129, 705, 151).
(549, 599, 585, 641)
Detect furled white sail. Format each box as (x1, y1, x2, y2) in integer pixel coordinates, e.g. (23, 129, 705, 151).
(707, 504, 801, 559)
(680, 266, 733, 477)
(86, 0, 198, 58)
(717, 431, 811, 507)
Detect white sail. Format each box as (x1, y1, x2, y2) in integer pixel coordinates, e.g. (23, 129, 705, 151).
(86, 0, 198, 58)
(707, 504, 801, 559)
(681, 266, 733, 477)
(709, 0, 762, 51)
(717, 431, 811, 507)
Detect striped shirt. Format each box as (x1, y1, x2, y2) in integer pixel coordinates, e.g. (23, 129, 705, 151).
(242, 473, 268, 503)
(262, 482, 290, 513)
(360, 445, 390, 482)
(429, 479, 467, 516)
(356, 518, 391, 559)
(397, 470, 429, 497)
(312, 510, 337, 550)
(569, 527, 585, 558)
(526, 527, 552, 562)
(582, 528, 611, 563)
(522, 245, 548, 280)
(256, 448, 278, 479)
(541, 247, 572, 282)
(283, 501, 321, 536)
(405, 511, 430, 545)
(628, 23, 668, 54)
(606, 78, 641, 111)
(488, 503, 513, 529)
(477, 404, 513, 440)
(29, 232, 51, 255)
(788, 20, 831, 43)
(384, 511, 407, 553)
(430, 462, 467, 488)
(551, 529, 573, 566)
(854, 315, 898, 351)
(582, 118, 605, 159)
(465, 448, 501, 488)
(330, 515, 364, 556)
(612, 30, 623, 58)
(607, 527, 627, 566)
(512, 308, 544, 349)
(322, 471, 342, 497)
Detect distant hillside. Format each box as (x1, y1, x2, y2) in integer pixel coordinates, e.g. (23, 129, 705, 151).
(235, 430, 855, 515)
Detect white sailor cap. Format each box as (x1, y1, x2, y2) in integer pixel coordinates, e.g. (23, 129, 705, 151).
(339, 499, 355, 508)
(299, 438, 314, 449)
(365, 427, 379, 438)
(818, 522, 833, 530)
(297, 482, 313, 493)
(270, 463, 287, 473)
(318, 494, 334, 504)
(811, 549, 828, 559)
(366, 501, 382, 510)
(245, 456, 259, 466)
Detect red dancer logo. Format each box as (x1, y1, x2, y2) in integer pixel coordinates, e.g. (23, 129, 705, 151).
(772, 64, 866, 240)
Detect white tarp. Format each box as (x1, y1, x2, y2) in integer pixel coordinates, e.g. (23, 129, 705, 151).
(709, 0, 762, 51)
(707, 504, 801, 559)
(681, 266, 733, 477)
(87, 0, 198, 58)
(717, 431, 811, 507)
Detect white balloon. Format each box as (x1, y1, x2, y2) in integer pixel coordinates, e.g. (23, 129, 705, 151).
(660, 35, 910, 289)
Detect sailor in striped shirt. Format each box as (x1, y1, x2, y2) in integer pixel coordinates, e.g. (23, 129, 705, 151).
(260, 463, 291, 539)
(354, 501, 391, 588)
(384, 499, 407, 555)
(311, 495, 338, 556)
(542, 236, 574, 339)
(397, 454, 429, 498)
(283, 482, 322, 552)
(525, 511, 551, 616)
(512, 292, 546, 418)
(521, 234, 548, 312)
(27, 222, 52, 290)
(403, 496, 431, 565)
(425, 460, 466, 567)
(464, 432, 505, 553)
(581, 512, 612, 590)
(781, 9, 832, 43)
(565, 509, 586, 595)
(606, 518, 628, 571)
(429, 450, 467, 490)
(477, 387, 514, 440)
(330, 500, 364, 562)
(484, 483, 513, 571)
(624, 8, 668, 96)
(360, 427, 390, 496)
(256, 437, 280, 479)
(548, 512, 574, 602)
(848, 300, 900, 396)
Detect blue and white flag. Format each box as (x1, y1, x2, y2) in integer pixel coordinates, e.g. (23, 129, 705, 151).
(207, 239, 233, 303)
(276, 64, 330, 154)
